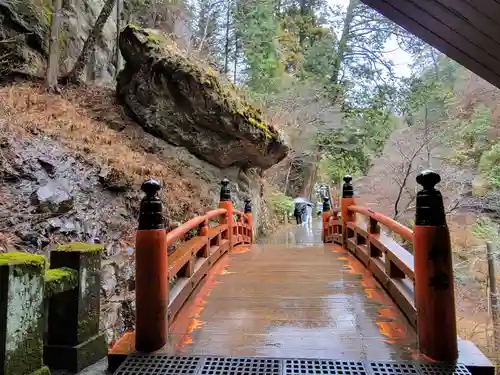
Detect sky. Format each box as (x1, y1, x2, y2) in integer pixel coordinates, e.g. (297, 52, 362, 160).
(328, 0, 413, 78)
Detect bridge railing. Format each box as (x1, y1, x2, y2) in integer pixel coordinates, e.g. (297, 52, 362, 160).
(112, 177, 253, 365)
(322, 171, 457, 363)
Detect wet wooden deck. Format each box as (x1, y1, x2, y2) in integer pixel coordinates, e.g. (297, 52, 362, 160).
(164, 220, 418, 360)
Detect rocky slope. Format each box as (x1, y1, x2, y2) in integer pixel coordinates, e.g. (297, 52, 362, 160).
(0, 81, 286, 344)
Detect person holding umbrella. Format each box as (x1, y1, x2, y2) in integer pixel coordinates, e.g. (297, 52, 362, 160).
(293, 203, 303, 224)
(293, 197, 311, 225)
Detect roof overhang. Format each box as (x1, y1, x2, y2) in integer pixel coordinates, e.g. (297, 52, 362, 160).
(360, 0, 500, 88)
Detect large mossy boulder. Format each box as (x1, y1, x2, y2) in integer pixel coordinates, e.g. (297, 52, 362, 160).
(117, 25, 289, 169)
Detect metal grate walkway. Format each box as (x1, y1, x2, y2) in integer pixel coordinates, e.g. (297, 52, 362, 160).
(114, 355, 472, 375)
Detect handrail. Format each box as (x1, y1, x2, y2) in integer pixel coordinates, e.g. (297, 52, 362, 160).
(322, 172, 460, 363)
(167, 208, 227, 246)
(348, 205, 413, 242)
(233, 209, 244, 216)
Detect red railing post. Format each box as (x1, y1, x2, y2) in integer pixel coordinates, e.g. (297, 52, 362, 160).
(244, 198, 253, 243)
(413, 171, 458, 361)
(322, 196, 331, 242)
(341, 175, 356, 246)
(219, 178, 233, 248)
(135, 179, 168, 352)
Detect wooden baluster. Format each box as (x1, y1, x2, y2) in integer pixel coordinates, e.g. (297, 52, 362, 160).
(219, 178, 233, 248)
(368, 217, 382, 257)
(135, 179, 168, 352)
(322, 196, 331, 243)
(341, 175, 356, 247)
(244, 198, 253, 243)
(198, 219, 209, 258)
(385, 254, 405, 279)
(413, 171, 458, 361)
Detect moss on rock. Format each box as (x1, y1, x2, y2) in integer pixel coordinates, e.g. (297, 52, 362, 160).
(127, 26, 274, 138)
(56, 242, 104, 253)
(29, 366, 51, 375)
(44, 267, 78, 297)
(0, 252, 45, 268)
(1, 255, 45, 375)
(117, 25, 289, 169)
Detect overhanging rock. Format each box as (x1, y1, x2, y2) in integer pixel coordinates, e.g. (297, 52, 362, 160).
(117, 25, 289, 169)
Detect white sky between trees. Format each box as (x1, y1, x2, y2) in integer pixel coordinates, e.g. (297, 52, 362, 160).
(329, 0, 413, 78)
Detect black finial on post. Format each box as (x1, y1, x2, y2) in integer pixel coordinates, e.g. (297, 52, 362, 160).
(415, 170, 446, 226)
(138, 178, 164, 230)
(323, 197, 331, 212)
(220, 178, 231, 202)
(244, 198, 252, 213)
(342, 175, 354, 198)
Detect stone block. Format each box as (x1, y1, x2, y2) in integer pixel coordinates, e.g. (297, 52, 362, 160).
(44, 242, 106, 373)
(0, 252, 46, 375)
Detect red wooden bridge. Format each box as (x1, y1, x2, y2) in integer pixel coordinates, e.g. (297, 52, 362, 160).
(105, 173, 494, 375)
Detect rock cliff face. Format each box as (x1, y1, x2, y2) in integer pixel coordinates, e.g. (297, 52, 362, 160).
(0, 0, 117, 81)
(117, 25, 289, 170)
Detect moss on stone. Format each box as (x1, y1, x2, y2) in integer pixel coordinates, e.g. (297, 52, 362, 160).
(56, 242, 104, 253)
(77, 311, 100, 343)
(6, 330, 43, 375)
(122, 24, 278, 140)
(5, 276, 43, 375)
(29, 366, 51, 375)
(0, 252, 45, 268)
(44, 267, 78, 297)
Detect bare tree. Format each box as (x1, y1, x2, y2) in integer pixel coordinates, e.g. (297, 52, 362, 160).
(65, 0, 117, 84)
(388, 137, 429, 220)
(386, 128, 468, 221)
(46, 0, 63, 92)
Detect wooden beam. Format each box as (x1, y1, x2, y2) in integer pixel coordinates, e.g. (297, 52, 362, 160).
(435, 0, 500, 45)
(361, 0, 500, 89)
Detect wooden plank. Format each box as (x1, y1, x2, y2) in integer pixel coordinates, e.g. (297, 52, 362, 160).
(462, 0, 500, 25)
(168, 237, 208, 278)
(207, 226, 222, 240)
(410, 0, 500, 62)
(164, 235, 417, 359)
(435, 0, 500, 45)
(379, 235, 415, 280)
(390, 0, 500, 76)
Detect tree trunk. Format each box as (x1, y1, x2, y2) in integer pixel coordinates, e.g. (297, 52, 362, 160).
(115, 0, 121, 79)
(298, 0, 307, 47)
(233, 36, 238, 83)
(46, 0, 63, 92)
(330, 0, 359, 102)
(224, 0, 231, 74)
(87, 48, 97, 82)
(65, 0, 117, 84)
(424, 105, 432, 168)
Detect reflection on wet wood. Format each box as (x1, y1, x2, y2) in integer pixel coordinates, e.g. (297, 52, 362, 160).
(164, 222, 418, 361)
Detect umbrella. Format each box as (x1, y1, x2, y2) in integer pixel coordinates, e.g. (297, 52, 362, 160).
(293, 197, 310, 204)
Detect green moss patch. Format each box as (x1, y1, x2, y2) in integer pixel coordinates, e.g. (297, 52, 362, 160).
(0, 252, 45, 268)
(29, 366, 51, 375)
(44, 267, 78, 297)
(56, 242, 104, 253)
